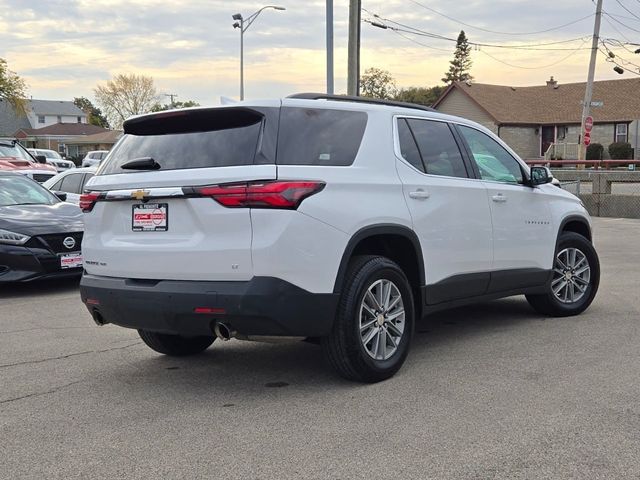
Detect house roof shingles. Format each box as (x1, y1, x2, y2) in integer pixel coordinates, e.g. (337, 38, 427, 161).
(28, 100, 86, 117)
(438, 78, 640, 125)
(65, 130, 123, 145)
(15, 123, 110, 137)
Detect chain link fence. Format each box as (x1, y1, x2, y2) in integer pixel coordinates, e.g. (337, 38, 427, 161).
(554, 170, 640, 219)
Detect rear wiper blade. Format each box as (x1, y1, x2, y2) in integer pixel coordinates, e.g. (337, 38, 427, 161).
(120, 157, 161, 170)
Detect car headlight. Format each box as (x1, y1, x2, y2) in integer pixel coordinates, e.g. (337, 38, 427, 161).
(0, 229, 30, 245)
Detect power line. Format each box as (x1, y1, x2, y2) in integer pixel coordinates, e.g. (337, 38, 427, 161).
(602, 14, 635, 42)
(603, 11, 640, 33)
(364, 12, 592, 51)
(403, 0, 594, 36)
(478, 40, 589, 69)
(389, 28, 452, 52)
(614, 0, 640, 21)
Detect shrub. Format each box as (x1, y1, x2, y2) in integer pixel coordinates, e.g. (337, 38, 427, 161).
(586, 143, 604, 160)
(608, 142, 633, 160)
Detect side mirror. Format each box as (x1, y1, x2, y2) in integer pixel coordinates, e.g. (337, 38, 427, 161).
(529, 166, 553, 186)
(35, 155, 47, 164)
(54, 191, 68, 202)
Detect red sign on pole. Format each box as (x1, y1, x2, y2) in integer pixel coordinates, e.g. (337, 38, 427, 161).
(583, 131, 591, 146)
(585, 116, 594, 132)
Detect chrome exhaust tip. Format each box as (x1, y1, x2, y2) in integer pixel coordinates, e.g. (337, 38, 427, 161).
(92, 309, 107, 326)
(214, 322, 235, 341)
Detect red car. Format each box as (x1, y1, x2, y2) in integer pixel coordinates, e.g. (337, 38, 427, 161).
(0, 139, 58, 183)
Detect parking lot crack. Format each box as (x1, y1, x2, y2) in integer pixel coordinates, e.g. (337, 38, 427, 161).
(0, 341, 143, 369)
(0, 380, 84, 405)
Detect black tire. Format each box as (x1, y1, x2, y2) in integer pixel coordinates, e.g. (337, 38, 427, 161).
(138, 330, 215, 356)
(322, 255, 415, 383)
(526, 232, 600, 317)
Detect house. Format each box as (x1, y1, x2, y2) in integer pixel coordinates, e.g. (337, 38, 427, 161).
(26, 100, 87, 128)
(14, 123, 111, 158)
(63, 130, 122, 159)
(0, 99, 88, 136)
(433, 77, 640, 160)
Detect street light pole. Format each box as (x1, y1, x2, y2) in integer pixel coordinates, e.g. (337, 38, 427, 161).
(233, 6, 286, 101)
(326, 0, 334, 94)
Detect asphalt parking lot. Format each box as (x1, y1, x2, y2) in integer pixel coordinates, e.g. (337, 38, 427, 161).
(1, 217, 639, 479)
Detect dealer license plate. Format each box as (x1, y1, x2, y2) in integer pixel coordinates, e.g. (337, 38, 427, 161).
(60, 252, 83, 269)
(132, 203, 168, 231)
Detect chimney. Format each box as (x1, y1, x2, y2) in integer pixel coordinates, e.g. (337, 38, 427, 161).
(546, 76, 558, 88)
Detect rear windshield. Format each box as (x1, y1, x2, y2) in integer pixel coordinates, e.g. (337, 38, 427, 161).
(99, 108, 267, 174)
(277, 108, 368, 166)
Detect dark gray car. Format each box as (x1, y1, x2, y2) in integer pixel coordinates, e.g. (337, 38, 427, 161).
(0, 172, 83, 282)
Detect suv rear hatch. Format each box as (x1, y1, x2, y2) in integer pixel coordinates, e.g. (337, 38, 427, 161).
(81, 105, 279, 281)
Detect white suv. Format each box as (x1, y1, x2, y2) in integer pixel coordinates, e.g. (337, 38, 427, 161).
(79, 95, 599, 382)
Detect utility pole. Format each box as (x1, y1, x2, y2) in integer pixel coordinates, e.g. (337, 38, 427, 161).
(347, 0, 361, 96)
(326, 0, 334, 94)
(579, 0, 603, 161)
(165, 93, 178, 108)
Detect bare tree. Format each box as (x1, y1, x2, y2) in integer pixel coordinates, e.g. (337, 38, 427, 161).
(94, 74, 159, 129)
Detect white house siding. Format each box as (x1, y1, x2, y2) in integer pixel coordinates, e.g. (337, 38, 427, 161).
(26, 113, 87, 128)
(435, 89, 498, 134)
(498, 126, 539, 159)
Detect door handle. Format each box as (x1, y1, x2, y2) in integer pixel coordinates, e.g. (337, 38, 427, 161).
(492, 193, 507, 203)
(409, 190, 430, 199)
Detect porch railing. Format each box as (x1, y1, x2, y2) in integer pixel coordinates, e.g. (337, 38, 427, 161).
(544, 142, 580, 160)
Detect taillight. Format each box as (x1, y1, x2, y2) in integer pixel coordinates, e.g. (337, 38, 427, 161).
(79, 192, 102, 212)
(190, 181, 325, 209)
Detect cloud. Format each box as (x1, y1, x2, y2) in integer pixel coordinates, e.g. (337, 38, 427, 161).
(0, 0, 636, 104)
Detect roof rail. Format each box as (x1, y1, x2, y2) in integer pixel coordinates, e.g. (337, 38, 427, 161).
(286, 93, 436, 112)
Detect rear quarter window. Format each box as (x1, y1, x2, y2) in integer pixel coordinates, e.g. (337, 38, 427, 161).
(277, 108, 368, 166)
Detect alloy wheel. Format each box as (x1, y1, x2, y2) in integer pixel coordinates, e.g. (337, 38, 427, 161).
(359, 279, 405, 360)
(552, 247, 591, 304)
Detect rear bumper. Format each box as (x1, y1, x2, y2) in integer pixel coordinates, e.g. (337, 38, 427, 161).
(80, 274, 339, 337)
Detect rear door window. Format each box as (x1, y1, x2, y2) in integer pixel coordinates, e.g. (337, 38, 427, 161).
(277, 107, 367, 166)
(406, 119, 468, 178)
(59, 173, 83, 193)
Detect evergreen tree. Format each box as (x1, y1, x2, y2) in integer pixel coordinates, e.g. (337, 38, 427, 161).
(442, 30, 473, 84)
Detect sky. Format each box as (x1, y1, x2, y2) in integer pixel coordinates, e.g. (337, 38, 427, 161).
(1, 0, 639, 106)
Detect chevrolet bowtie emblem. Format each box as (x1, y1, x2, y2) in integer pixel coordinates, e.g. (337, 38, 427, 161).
(131, 190, 149, 200)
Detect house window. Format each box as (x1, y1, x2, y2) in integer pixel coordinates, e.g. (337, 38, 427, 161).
(556, 125, 567, 141)
(57, 115, 62, 123)
(77, 116, 82, 123)
(615, 123, 628, 143)
(38, 115, 45, 124)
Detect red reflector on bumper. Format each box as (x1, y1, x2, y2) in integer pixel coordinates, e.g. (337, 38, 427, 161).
(194, 307, 226, 314)
(86, 298, 100, 306)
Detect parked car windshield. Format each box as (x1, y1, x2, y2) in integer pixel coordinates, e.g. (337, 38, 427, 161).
(40, 150, 63, 159)
(0, 142, 34, 162)
(0, 175, 59, 206)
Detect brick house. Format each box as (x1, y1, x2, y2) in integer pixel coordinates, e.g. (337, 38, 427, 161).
(14, 123, 110, 158)
(63, 130, 122, 159)
(433, 77, 640, 160)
